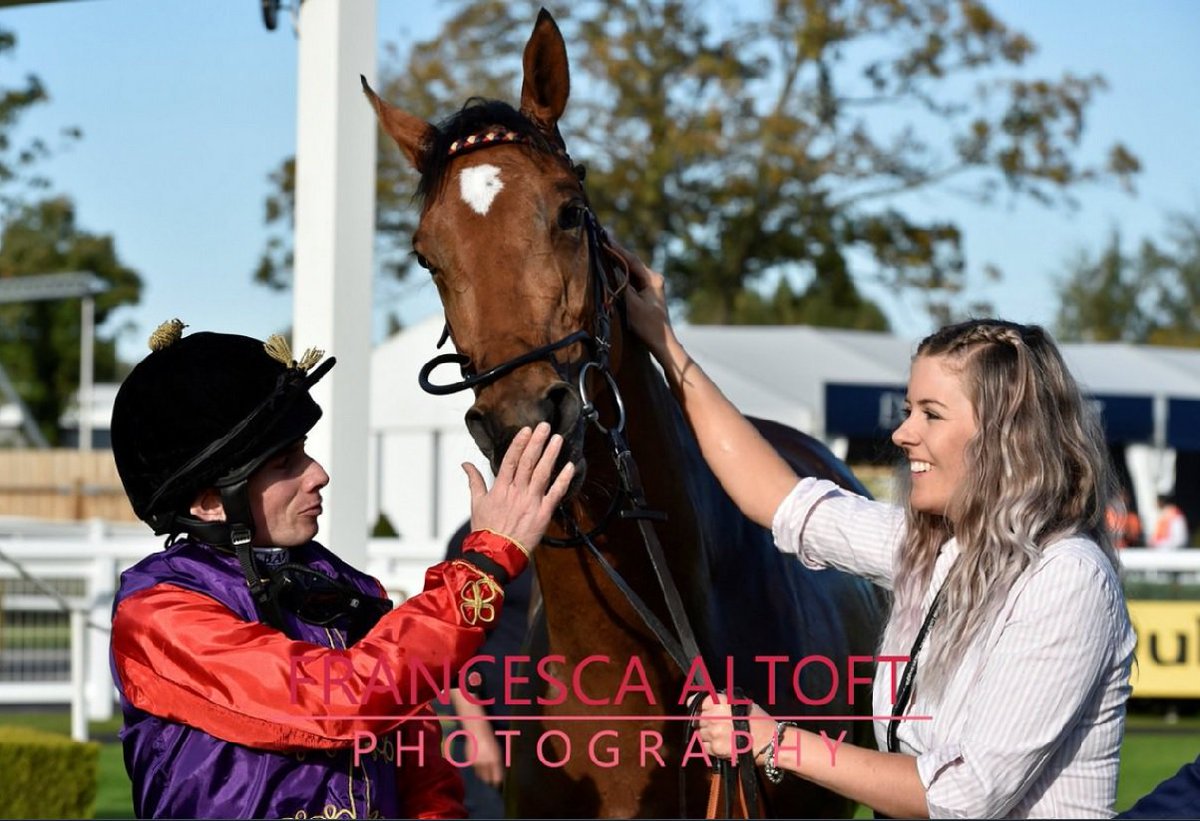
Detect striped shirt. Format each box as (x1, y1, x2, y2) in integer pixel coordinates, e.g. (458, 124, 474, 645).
(773, 478, 1135, 819)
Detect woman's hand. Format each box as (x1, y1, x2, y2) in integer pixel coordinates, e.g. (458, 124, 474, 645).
(471, 724, 505, 787)
(463, 422, 574, 550)
(696, 693, 775, 763)
(612, 242, 676, 361)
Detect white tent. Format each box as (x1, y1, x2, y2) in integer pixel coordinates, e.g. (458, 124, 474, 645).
(675, 325, 916, 453)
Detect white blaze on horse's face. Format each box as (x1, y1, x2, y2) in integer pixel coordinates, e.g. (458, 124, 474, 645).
(458, 164, 504, 215)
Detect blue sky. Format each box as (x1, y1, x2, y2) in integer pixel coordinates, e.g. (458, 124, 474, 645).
(1, 0, 1198, 364)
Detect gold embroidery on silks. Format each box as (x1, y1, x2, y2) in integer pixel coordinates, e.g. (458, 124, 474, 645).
(459, 575, 502, 625)
(370, 737, 396, 763)
(290, 804, 355, 819)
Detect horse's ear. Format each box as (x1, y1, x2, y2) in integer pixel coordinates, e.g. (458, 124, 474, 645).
(361, 76, 434, 173)
(519, 9, 570, 134)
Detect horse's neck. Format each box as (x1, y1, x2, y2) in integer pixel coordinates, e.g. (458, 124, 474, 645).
(604, 338, 704, 525)
(553, 337, 715, 633)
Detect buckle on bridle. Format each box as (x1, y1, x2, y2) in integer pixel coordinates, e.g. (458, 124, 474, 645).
(577, 361, 625, 435)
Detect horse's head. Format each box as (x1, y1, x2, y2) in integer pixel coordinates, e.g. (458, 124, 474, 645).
(365, 10, 622, 486)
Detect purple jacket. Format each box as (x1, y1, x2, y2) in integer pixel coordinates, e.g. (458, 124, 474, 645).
(111, 538, 480, 818)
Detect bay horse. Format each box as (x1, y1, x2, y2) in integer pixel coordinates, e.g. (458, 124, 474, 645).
(364, 10, 886, 818)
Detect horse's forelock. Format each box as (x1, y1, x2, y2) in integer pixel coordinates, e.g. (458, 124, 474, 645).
(415, 98, 559, 206)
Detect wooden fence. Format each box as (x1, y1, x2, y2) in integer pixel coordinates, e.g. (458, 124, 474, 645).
(0, 450, 137, 522)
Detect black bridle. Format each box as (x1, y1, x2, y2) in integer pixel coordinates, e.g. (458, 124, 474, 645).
(414, 129, 764, 818)
(417, 208, 624, 407)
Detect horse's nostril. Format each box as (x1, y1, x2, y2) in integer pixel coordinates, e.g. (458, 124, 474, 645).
(464, 406, 495, 461)
(542, 382, 581, 436)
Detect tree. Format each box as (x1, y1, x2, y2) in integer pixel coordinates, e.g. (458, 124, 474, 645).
(0, 202, 139, 444)
(1054, 230, 1147, 343)
(0, 27, 80, 215)
(258, 0, 1138, 328)
(1056, 211, 1200, 347)
(0, 28, 139, 444)
(0, 197, 142, 444)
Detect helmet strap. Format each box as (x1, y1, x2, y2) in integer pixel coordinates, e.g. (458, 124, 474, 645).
(219, 480, 289, 634)
(168, 481, 291, 634)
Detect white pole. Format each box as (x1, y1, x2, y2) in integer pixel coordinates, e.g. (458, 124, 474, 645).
(79, 295, 94, 452)
(291, 0, 377, 567)
(69, 608, 87, 742)
(87, 522, 115, 721)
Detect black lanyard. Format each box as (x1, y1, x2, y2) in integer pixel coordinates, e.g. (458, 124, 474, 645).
(886, 586, 945, 754)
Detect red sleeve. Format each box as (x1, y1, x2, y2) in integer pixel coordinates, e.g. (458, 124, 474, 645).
(112, 532, 526, 752)
(396, 706, 467, 819)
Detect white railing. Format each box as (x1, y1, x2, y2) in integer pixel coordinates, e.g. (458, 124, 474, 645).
(0, 518, 448, 741)
(1119, 547, 1200, 586)
(1119, 548, 1200, 572)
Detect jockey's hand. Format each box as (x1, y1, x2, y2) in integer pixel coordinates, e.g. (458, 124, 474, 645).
(697, 694, 775, 764)
(463, 422, 574, 552)
(611, 241, 675, 361)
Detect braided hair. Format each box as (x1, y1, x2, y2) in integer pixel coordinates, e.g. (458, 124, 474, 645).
(883, 319, 1117, 701)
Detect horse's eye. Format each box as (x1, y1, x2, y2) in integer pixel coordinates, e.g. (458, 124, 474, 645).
(557, 202, 585, 231)
(415, 253, 434, 273)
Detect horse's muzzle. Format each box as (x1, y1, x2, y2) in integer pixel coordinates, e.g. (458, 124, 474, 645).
(465, 379, 588, 489)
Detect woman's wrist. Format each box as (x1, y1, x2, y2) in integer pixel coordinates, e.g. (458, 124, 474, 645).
(759, 721, 801, 784)
(658, 333, 692, 382)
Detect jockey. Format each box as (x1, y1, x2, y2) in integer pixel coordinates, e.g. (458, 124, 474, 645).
(108, 320, 572, 818)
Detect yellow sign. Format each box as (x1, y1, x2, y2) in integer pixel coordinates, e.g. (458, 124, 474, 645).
(1128, 600, 1200, 698)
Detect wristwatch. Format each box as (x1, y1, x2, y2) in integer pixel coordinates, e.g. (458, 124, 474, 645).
(762, 721, 801, 784)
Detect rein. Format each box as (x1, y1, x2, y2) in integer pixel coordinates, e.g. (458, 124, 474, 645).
(415, 128, 764, 818)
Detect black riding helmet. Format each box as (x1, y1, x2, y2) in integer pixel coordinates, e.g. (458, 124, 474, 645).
(111, 319, 335, 547)
(110, 320, 393, 642)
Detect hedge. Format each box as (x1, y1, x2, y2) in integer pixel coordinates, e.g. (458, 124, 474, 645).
(0, 725, 99, 818)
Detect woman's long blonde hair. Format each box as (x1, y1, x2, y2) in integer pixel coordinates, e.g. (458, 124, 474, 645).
(883, 319, 1118, 701)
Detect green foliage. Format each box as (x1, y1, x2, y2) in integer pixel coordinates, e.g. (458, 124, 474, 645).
(1055, 210, 1200, 346)
(0, 26, 80, 215)
(259, 0, 1137, 328)
(370, 512, 400, 538)
(0, 27, 126, 443)
(0, 197, 143, 444)
(0, 725, 99, 818)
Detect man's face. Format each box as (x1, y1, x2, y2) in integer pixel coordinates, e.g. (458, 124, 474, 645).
(246, 439, 329, 547)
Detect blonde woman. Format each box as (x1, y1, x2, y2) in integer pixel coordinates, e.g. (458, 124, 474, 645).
(623, 256, 1134, 818)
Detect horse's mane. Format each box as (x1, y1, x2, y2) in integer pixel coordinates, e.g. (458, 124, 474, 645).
(417, 98, 559, 205)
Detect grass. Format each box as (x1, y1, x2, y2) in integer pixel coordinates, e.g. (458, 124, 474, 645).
(94, 743, 132, 819)
(1117, 731, 1196, 810)
(2, 708, 1195, 818)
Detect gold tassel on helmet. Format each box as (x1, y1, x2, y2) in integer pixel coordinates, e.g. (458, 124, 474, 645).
(148, 319, 186, 351)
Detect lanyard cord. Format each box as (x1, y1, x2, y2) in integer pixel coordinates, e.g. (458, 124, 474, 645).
(887, 586, 945, 754)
